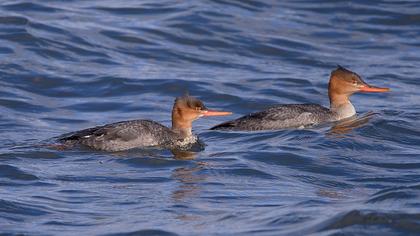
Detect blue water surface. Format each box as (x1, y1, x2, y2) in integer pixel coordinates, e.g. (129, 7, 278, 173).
(0, 0, 419, 235)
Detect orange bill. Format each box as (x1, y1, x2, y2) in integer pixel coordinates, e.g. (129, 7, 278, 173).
(202, 110, 232, 116)
(359, 84, 390, 93)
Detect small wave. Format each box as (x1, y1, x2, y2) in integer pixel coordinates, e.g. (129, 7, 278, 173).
(0, 164, 38, 181)
(102, 229, 179, 236)
(2, 2, 60, 13)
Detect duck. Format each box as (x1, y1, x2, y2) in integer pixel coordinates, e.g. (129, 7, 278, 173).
(211, 66, 389, 131)
(58, 95, 232, 151)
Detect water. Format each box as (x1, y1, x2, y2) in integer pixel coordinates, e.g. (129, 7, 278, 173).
(1, 0, 419, 235)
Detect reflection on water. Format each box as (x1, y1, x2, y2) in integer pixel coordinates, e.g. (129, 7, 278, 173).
(171, 149, 198, 160)
(328, 112, 375, 136)
(171, 162, 207, 202)
(44, 142, 201, 159)
(171, 161, 208, 223)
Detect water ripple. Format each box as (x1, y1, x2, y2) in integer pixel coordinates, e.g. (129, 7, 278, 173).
(0, 0, 419, 235)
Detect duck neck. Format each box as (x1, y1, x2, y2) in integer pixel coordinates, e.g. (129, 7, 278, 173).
(329, 92, 356, 120)
(171, 111, 193, 139)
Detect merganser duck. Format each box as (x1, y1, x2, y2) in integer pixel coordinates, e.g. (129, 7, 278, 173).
(58, 95, 231, 151)
(211, 66, 389, 131)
